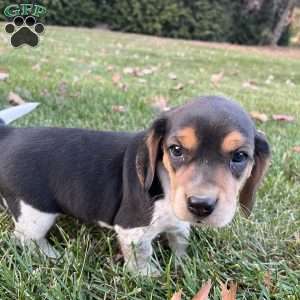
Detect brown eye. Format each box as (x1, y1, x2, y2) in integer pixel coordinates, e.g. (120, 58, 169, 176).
(231, 151, 248, 163)
(169, 145, 183, 158)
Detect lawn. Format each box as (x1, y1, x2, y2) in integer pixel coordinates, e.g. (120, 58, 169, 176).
(0, 25, 299, 300)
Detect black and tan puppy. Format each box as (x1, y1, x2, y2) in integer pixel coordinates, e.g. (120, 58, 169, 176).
(0, 96, 270, 275)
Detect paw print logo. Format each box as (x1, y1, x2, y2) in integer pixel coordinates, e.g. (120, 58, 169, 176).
(5, 16, 45, 48)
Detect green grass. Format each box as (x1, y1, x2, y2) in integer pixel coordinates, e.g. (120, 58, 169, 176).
(0, 25, 299, 300)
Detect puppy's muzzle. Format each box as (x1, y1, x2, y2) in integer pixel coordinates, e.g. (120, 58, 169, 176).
(187, 196, 217, 218)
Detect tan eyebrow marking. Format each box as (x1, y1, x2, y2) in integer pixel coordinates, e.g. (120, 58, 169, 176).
(222, 131, 245, 152)
(176, 127, 198, 150)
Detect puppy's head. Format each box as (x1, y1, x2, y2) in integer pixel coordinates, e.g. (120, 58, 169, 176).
(136, 96, 270, 227)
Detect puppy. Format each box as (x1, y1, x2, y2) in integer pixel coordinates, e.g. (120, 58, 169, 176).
(0, 96, 270, 275)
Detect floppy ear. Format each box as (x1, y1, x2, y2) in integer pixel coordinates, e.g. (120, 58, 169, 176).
(239, 131, 271, 217)
(136, 117, 167, 191)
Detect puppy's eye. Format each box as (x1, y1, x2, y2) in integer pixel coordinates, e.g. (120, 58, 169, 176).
(231, 151, 248, 163)
(169, 145, 183, 158)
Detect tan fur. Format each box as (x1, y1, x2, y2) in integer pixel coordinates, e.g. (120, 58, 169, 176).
(177, 127, 198, 150)
(222, 131, 245, 152)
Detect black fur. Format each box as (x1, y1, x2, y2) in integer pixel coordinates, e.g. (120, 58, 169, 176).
(0, 127, 158, 227)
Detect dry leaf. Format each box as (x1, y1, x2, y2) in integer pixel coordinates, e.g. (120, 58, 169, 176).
(263, 271, 272, 290)
(170, 290, 182, 300)
(141, 68, 154, 75)
(112, 73, 122, 84)
(107, 65, 114, 72)
(272, 114, 295, 122)
(8, 91, 26, 106)
(168, 73, 177, 80)
(112, 105, 127, 113)
(221, 282, 237, 300)
(58, 81, 68, 96)
(0, 72, 9, 81)
(242, 80, 258, 90)
(211, 71, 224, 87)
(123, 67, 135, 75)
(291, 146, 300, 153)
(191, 280, 212, 300)
(151, 95, 170, 112)
(250, 111, 269, 123)
(172, 83, 184, 91)
(118, 82, 128, 91)
(32, 64, 41, 71)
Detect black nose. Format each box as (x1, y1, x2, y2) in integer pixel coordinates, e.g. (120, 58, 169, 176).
(187, 196, 217, 217)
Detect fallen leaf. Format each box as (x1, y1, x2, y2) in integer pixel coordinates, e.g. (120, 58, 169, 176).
(123, 67, 135, 75)
(242, 80, 258, 90)
(172, 83, 184, 91)
(151, 95, 170, 112)
(263, 271, 272, 290)
(250, 111, 269, 123)
(168, 73, 177, 80)
(191, 279, 212, 300)
(272, 114, 294, 122)
(211, 71, 224, 87)
(112, 105, 127, 113)
(8, 91, 26, 106)
(32, 64, 41, 71)
(107, 65, 114, 72)
(112, 73, 122, 84)
(141, 68, 154, 75)
(0, 72, 9, 81)
(58, 81, 68, 96)
(118, 82, 128, 91)
(291, 146, 300, 153)
(170, 290, 182, 300)
(221, 282, 237, 300)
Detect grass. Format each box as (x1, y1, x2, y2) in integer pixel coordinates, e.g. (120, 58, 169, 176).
(0, 25, 299, 300)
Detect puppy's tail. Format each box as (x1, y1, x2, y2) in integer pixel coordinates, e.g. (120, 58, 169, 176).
(0, 102, 39, 126)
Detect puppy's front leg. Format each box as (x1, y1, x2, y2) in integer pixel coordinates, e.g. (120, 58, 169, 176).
(166, 223, 190, 262)
(115, 226, 160, 276)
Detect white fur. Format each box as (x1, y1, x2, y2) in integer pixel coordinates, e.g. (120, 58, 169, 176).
(115, 164, 190, 275)
(14, 200, 58, 258)
(0, 194, 8, 210)
(98, 221, 113, 229)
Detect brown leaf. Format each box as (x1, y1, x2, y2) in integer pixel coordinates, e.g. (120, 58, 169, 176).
(123, 67, 135, 75)
(172, 83, 184, 91)
(151, 95, 170, 112)
(168, 73, 177, 80)
(170, 290, 182, 300)
(221, 282, 237, 300)
(112, 73, 122, 84)
(191, 279, 212, 300)
(8, 91, 26, 106)
(32, 64, 41, 71)
(263, 271, 272, 290)
(0, 72, 9, 81)
(242, 80, 258, 90)
(211, 71, 224, 87)
(272, 114, 295, 122)
(250, 111, 269, 123)
(291, 146, 300, 153)
(112, 105, 127, 113)
(107, 65, 115, 72)
(58, 81, 68, 96)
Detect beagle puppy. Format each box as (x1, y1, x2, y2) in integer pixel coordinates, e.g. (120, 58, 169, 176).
(0, 96, 270, 275)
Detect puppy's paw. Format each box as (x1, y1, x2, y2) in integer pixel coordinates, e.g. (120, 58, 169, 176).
(127, 262, 162, 277)
(36, 238, 60, 259)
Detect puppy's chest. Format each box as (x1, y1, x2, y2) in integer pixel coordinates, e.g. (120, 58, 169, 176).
(144, 198, 186, 238)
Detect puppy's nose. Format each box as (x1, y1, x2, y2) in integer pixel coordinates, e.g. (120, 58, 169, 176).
(187, 196, 217, 217)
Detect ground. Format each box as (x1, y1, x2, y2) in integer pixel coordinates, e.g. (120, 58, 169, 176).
(0, 25, 299, 300)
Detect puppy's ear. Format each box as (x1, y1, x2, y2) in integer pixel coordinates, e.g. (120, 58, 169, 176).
(239, 131, 271, 217)
(136, 117, 167, 191)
